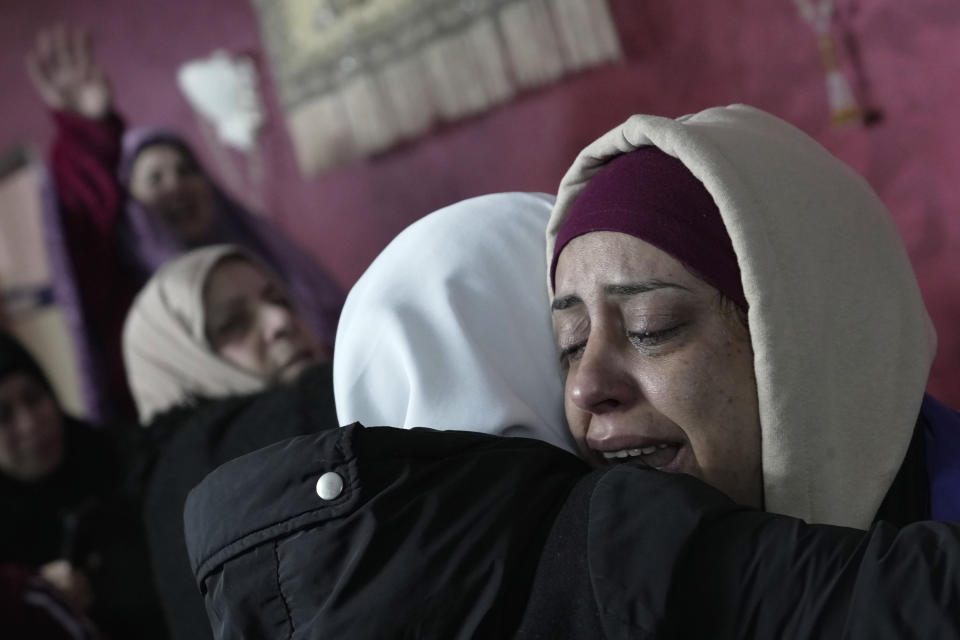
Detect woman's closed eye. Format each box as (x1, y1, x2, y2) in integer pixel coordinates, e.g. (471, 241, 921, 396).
(559, 341, 586, 368)
(627, 324, 686, 351)
(558, 323, 687, 368)
(263, 287, 292, 309)
(210, 312, 250, 343)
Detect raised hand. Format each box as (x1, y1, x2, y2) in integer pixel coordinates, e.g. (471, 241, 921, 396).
(26, 25, 113, 120)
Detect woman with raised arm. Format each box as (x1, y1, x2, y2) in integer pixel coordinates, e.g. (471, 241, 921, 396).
(26, 26, 343, 423)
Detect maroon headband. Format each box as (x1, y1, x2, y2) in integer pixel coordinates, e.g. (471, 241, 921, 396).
(551, 146, 747, 310)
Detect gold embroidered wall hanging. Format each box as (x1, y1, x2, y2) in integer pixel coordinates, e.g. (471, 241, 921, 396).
(252, 0, 622, 175)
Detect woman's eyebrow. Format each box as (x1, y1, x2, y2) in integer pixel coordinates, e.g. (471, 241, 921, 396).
(552, 280, 688, 311)
(551, 294, 583, 311)
(604, 280, 689, 297)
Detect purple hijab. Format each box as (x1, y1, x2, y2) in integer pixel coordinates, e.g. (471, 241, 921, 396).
(923, 394, 960, 521)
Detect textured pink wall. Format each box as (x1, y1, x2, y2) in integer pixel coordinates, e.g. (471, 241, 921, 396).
(2, 0, 957, 406)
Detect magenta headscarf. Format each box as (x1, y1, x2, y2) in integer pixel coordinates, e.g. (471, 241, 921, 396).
(550, 146, 746, 309)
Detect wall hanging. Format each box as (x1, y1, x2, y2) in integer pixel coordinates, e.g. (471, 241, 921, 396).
(252, 0, 622, 175)
(793, 0, 864, 125)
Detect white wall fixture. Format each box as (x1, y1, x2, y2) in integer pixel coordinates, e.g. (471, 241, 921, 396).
(177, 50, 266, 152)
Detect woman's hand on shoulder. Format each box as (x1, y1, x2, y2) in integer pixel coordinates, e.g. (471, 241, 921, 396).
(26, 25, 113, 120)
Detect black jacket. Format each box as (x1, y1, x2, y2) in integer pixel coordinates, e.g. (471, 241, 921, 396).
(184, 424, 960, 639)
(139, 363, 338, 640)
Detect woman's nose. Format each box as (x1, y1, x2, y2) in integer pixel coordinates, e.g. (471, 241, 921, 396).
(259, 302, 295, 341)
(164, 177, 184, 196)
(12, 406, 44, 439)
(567, 332, 637, 415)
(155, 169, 186, 195)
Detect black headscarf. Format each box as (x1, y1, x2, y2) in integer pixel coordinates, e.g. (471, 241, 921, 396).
(0, 330, 53, 393)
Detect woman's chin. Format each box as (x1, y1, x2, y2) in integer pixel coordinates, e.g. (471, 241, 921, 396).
(276, 353, 318, 383)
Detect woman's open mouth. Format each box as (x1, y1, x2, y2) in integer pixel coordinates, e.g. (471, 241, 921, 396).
(598, 442, 683, 470)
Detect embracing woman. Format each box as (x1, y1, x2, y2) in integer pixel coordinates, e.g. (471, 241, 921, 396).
(183, 107, 960, 639)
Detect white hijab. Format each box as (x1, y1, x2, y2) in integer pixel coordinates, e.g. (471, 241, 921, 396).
(334, 192, 576, 453)
(547, 105, 937, 528)
(123, 245, 270, 424)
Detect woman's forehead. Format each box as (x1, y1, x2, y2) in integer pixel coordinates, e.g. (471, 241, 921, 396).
(554, 231, 702, 297)
(131, 142, 190, 172)
(205, 258, 270, 301)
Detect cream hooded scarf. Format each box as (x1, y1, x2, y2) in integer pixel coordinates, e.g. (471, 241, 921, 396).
(123, 245, 271, 424)
(334, 193, 577, 454)
(547, 105, 936, 529)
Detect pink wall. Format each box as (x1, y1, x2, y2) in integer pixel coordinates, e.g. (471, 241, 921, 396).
(2, 0, 958, 406)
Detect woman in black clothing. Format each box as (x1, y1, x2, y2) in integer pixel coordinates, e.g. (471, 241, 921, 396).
(123, 244, 339, 640)
(185, 106, 960, 639)
(0, 331, 165, 639)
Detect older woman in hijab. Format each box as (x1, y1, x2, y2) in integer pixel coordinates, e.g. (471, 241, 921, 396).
(26, 25, 343, 423)
(123, 245, 339, 640)
(183, 109, 960, 640)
